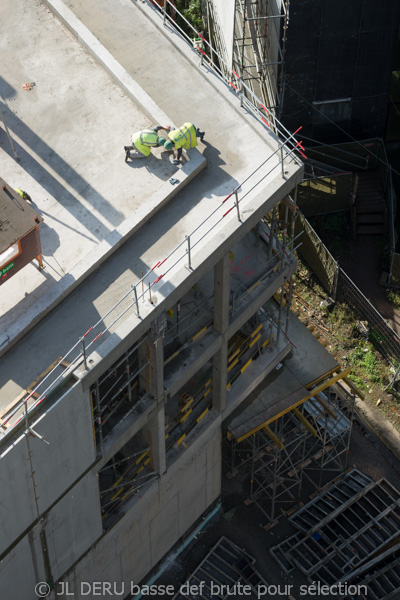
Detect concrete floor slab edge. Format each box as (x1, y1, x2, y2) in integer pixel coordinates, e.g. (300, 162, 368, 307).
(0, 152, 206, 359)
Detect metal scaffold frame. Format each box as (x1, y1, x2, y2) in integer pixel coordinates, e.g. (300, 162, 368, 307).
(232, 0, 289, 118)
(226, 378, 356, 525)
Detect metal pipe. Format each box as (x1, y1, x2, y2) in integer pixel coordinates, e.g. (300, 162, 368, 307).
(186, 235, 192, 270)
(95, 381, 104, 455)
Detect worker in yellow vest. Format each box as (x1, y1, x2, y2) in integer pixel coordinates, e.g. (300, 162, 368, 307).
(163, 122, 205, 164)
(15, 188, 32, 203)
(124, 124, 170, 162)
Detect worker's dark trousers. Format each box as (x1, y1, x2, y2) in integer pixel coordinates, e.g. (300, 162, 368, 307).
(176, 127, 205, 160)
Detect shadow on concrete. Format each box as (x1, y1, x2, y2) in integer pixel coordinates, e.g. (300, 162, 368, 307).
(124, 149, 179, 182)
(40, 222, 61, 257)
(0, 76, 124, 236)
(39, 208, 97, 244)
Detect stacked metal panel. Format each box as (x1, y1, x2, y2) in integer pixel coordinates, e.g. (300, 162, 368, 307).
(173, 537, 268, 600)
(270, 470, 400, 599)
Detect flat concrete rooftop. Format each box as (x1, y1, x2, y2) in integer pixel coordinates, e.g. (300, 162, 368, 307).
(0, 0, 303, 434)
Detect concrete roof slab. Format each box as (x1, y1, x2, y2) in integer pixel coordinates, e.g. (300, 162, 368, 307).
(0, 0, 205, 352)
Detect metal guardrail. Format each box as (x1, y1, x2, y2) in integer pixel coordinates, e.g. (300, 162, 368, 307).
(157, 0, 307, 158)
(2, 156, 301, 442)
(1, 0, 306, 442)
(336, 268, 400, 363)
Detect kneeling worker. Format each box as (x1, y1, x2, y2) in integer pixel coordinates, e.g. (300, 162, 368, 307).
(15, 188, 32, 203)
(163, 122, 205, 164)
(124, 124, 171, 162)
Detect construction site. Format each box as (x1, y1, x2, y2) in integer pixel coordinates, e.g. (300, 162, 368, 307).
(1, 1, 400, 599)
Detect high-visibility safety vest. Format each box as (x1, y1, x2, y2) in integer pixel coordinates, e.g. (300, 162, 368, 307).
(131, 129, 159, 157)
(15, 188, 25, 199)
(168, 123, 198, 150)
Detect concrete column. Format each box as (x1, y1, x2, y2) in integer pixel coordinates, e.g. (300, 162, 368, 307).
(138, 332, 164, 400)
(212, 252, 230, 412)
(139, 328, 166, 474)
(147, 402, 166, 475)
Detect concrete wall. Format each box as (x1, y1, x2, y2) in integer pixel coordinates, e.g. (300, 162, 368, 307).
(210, 0, 235, 69)
(0, 433, 38, 555)
(26, 383, 96, 514)
(0, 524, 46, 599)
(45, 472, 103, 582)
(0, 472, 102, 600)
(0, 382, 97, 556)
(51, 424, 221, 599)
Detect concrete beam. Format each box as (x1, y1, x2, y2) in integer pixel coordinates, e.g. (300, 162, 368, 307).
(223, 341, 292, 421)
(146, 402, 166, 475)
(164, 330, 220, 399)
(227, 258, 297, 340)
(97, 393, 157, 469)
(212, 253, 231, 412)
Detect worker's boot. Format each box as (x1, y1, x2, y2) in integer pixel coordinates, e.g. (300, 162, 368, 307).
(124, 146, 130, 163)
(200, 132, 205, 142)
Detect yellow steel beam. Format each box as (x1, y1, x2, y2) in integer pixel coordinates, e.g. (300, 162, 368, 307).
(249, 333, 262, 348)
(228, 358, 239, 372)
(176, 433, 186, 446)
(251, 324, 263, 337)
(292, 407, 317, 437)
(192, 325, 208, 342)
(306, 365, 338, 389)
(197, 407, 209, 423)
(228, 348, 240, 363)
(263, 424, 284, 450)
(236, 367, 351, 443)
(180, 408, 192, 424)
(343, 376, 365, 400)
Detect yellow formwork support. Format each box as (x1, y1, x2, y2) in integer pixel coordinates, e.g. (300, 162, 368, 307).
(249, 333, 262, 348)
(251, 324, 263, 337)
(228, 348, 240, 363)
(306, 365, 338, 389)
(180, 408, 192, 424)
(228, 358, 239, 372)
(176, 433, 186, 446)
(263, 424, 284, 450)
(197, 407, 209, 423)
(192, 325, 208, 342)
(343, 376, 365, 401)
(236, 367, 352, 443)
(292, 407, 318, 437)
(240, 357, 253, 375)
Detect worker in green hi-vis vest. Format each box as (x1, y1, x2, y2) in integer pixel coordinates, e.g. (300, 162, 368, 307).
(124, 124, 170, 162)
(163, 122, 205, 164)
(15, 188, 32, 203)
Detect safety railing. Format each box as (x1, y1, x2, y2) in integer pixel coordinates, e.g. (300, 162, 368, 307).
(155, 0, 306, 159)
(0, 1, 305, 443)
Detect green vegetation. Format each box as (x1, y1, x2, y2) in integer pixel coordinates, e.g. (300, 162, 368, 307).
(175, 0, 204, 36)
(293, 266, 392, 392)
(343, 343, 385, 387)
(386, 288, 400, 309)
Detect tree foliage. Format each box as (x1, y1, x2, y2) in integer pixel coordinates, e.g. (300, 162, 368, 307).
(175, 0, 204, 33)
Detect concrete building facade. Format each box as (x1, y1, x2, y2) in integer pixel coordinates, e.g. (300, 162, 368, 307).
(0, 1, 306, 598)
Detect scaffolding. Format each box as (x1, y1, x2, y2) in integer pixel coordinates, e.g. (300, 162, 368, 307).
(226, 376, 356, 525)
(270, 470, 400, 600)
(172, 536, 269, 600)
(232, 0, 289, 117)
(90, 337, 148, 455)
